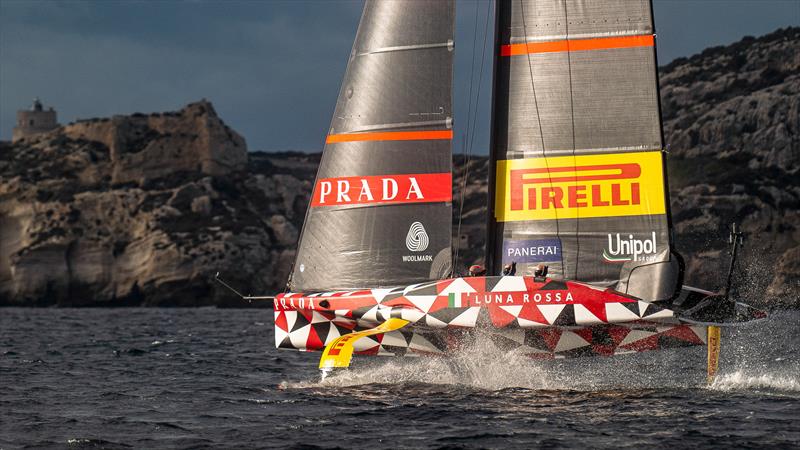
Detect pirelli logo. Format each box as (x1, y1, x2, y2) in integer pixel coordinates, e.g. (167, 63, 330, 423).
(495, 151, 666, 222)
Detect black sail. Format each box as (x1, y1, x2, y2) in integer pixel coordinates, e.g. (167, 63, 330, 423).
(487, 0, 681, 301)
(289, 0, 455, 292)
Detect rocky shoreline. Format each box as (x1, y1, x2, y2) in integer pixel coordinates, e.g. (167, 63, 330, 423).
(1, 28, 797, 307)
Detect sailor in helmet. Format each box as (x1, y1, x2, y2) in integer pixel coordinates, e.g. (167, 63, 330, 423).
(468, 265, 486, 277)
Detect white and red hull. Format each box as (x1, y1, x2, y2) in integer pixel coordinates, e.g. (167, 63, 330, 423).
(273, 276, 711, 359)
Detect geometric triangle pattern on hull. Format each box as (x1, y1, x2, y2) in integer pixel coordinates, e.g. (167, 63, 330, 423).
(273, 276, 692, 353)
(276, 314, 706, 360)
(497, 322, 707, 359)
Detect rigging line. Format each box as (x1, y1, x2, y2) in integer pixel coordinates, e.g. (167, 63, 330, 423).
(453, 0, 481, 270)
(453, 133, 469, 272)
(455, 0, 492, 272)
(466, 0, 492, 169)
(519, 0, 562, 269)
(466, 0, 491, 154)
(464, 0, 480, 152)
(562, 0, 580, 280)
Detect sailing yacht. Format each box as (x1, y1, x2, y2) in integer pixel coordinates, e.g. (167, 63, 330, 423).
(258, 0, 765, 378)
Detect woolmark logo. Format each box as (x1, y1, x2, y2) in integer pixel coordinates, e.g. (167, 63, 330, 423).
(603, 232, 658, 263)
(405, 222, 429, 252)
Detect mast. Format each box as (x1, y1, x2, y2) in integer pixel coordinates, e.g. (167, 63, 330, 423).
(289, 0, 456, 293)
(485, 0, 504, 276)
(487, 0, 681, 301)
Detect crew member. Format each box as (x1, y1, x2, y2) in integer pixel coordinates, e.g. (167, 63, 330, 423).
(502, 262, 517, 276)
(468, 265, 486, 277)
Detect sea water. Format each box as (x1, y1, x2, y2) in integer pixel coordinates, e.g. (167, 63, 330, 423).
(1, 308, 798, 448)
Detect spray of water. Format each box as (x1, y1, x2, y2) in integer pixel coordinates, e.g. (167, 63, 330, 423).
(288, 329, 693, 391)
(710, 371, 800, 392)
(318, 333, 555, 390)
(284, 311, 799, 394)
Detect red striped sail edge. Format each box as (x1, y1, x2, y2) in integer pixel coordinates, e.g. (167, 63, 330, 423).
(501, 34, 654, 56)
(326, 130, 453, 144)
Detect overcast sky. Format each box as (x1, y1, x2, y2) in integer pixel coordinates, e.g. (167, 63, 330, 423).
(1, 0, 798, 153)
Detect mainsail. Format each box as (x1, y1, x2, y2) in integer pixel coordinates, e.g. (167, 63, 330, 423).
(289, 0, 455, 292)
(487, 0, 681, 301)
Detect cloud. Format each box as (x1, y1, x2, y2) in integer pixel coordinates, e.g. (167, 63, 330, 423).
(1, 0, 797, 152)
(0, 0, 362, 150)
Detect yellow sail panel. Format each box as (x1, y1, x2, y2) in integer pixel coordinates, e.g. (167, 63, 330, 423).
(494, 151, 666, 222)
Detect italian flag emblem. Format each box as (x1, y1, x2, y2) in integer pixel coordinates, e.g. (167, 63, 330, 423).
(448, 292, 464, 308)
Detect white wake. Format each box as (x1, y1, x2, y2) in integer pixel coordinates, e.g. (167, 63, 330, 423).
(710, 370, 800, 392)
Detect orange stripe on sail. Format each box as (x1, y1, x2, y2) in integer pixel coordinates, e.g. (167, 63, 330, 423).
(500, 34, 654, 56)
(326, 130, 453, 144)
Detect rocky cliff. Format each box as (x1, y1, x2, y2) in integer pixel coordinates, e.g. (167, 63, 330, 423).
(0, 101, 313, 306)
(660, 27, 799, 305)
(1, 28, 797, 307)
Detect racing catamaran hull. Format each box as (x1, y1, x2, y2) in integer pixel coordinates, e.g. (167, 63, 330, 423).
(273, 276, 764, 362)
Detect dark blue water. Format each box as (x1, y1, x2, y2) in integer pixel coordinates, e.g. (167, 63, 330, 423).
(1, 308, 798, 449)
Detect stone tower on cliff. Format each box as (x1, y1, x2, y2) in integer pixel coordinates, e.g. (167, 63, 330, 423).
(12, 98, 59, 143)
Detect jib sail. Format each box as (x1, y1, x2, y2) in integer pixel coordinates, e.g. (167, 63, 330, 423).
(288, 0, 455, 292)
(487, 0, 681, 301)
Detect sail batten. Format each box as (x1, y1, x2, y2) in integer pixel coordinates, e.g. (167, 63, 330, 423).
(356, 40, 453, 56)
(334, 119, 452, 134)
